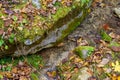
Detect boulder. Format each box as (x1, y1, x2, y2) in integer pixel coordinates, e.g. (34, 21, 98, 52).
(0, 0, 92, 57)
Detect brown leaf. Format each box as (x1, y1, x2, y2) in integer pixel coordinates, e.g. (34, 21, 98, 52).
(19, 76, 28, 80)
(109, 32, 120, 39)
(97, 58, 110, 67)
(21, 3, 36, 14)
(39, 9, 48, 17)
(57, 42, 64, 47)
(18, 15, 23, 22)
(88, 76, 97, 80)
(11, 67, 18, 74)
(103, 24, 110, 31)
(46, 71, 56, 78)
(7, 28, 13, 35)
(0, 29, 4, 35)
(5, 72, 13, 78)
(66, 73, 71, 80)
(4, 19, 13, 27)
(111, 46, 120, 52)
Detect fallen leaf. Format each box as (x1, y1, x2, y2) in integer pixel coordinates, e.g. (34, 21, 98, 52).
(57, 42, 64, 47)
(46, 71, 57, 78)
(66, 73, 71, 80)
(0, 72, 3, 79)
(5, 72, 13, 78)
(103, 24, 110, 31)
(11, 67, 18, 74)
(117, 76, 120, 80)
(4, 19, 13, 27)
(109, 32, 117, 39)
(88, 76, 98, 80)
(111, 75, 117, 80)
(0, 29, 4, 35)
(97, 58, 110, 67)
(77, 39, 88, 46)
(18, 61, 24, 66)
(19, 76, 28, 80)
(111, 46, 120, 52)
(112, 61, 120, 72)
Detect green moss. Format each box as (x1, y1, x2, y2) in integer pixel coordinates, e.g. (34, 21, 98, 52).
(52, 1, 90, 46)
(74, 46, 94, 59)
(57, 10, 88, 43)
(23, 29, 30, 38)
(51, 7, 71, 21)
(31, 27, 45, 36)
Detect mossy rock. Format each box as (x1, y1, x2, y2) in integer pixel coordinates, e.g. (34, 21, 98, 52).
(0, 0, 92, 57)
(74, 46, 95, 59)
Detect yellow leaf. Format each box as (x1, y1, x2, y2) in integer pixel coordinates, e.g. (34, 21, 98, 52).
(111, 75, 117, 80)
(112, 61, 120, 72)
(112, 62, 115, 66)
(117, 76, 120, 80)
(116, 61, 119, 65)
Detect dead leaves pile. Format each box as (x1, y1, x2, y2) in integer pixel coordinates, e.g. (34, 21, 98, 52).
(0, 61, 32, 80)
(46, 24, 120, 80)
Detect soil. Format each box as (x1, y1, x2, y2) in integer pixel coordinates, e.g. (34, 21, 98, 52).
(38, 0, 120, 79)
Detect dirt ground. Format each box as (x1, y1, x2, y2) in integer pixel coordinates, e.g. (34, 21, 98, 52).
(38, 0, 120, 79)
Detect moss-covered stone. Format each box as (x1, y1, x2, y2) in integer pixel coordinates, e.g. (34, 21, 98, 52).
(74, 46, 94, 59)
(0, 0, 92, 57)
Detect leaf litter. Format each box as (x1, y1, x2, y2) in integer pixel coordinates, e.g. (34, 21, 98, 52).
(0, 0, 120, 80)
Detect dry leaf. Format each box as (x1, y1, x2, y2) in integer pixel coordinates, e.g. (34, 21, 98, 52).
(19, 76, 28, 80)
(111, 46, 120, 52)
(103, 24, 110, 31)
(57, 42, 64, 47)
(11, 67, 18, 74)
(46, 71, 56, 78)
(0, 29, 4, 35)
(97, 58, 110, 67)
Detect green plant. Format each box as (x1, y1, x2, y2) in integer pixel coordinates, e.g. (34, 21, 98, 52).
(100, 30, 112, 42)
(0, 74, 3, 79)
(4, 45, 9, 50)
(25, 55, 44, 69)
(30, 73, 39, 80)
(0, 37, 9, 49)
(0, 38, 4, 46)
(8, 33, 15, 44)
(12, 15, 18, 21)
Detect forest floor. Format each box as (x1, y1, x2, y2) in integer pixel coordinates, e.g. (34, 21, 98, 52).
(0, 0, 120, 80)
